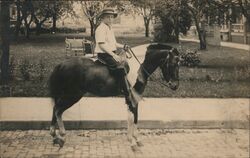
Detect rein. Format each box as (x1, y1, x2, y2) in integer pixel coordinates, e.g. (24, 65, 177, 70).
(127, 47, 176, 89)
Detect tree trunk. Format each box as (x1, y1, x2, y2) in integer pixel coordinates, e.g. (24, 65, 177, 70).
(0, 1, 10, 85)
(15, 0, 21, 37)
(175, 0, 180, 43)
(89, 19, 95, 37)
(52, 0, 57, 33)
(24, 19, 30, 39)
(36, 23, 42, 35)
(36, 17, 48, 35)
(144, 17, 150, 37)
(194, 17, 206, 50)
(174, 15, 180, 43)
(243, 16, 247, 44)
(52, 13, 56, 33)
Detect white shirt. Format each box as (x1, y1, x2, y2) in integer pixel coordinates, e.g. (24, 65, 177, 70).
(95, 22, 117, 53)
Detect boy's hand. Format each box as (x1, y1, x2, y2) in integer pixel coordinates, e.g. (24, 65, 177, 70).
(123, 44, 130, 51)
(113, 55, 122, 63)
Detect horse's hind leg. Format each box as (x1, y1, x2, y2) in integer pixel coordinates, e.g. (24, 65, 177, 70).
(55, 96, 82, 136)
(52, 96, 82, 148)
(50, 106, 57, 137)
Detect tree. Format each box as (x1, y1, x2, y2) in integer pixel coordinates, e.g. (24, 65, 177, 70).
(237, 0, 250, 23)
(130, 0, 154, 37)
(80, 1, 104, 37)
(18, 0, 33, 39)
(14, 0, 74, 37)
(31, 1, 73, 35)
(43, 0, 76, 32)
(154, 0, 192, 43)
(0, 1, 10, 85)
(79, 0, 122, 37)
(184, 0, 209, 50)
(31, 1, 53, 35)
(14, 0, 22, 37)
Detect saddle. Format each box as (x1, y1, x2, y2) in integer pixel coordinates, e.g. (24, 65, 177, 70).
(95, 49, 130, 74)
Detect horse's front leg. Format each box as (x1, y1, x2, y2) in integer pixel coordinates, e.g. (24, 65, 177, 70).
(133, 123, 143, 147)
(129, 104, 143, 147)
(127, 109, 137, 148)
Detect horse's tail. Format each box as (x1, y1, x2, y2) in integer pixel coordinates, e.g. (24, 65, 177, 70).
(48, 64, 62, 102)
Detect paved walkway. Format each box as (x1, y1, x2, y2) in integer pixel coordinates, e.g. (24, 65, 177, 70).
(0, 129, 249, 158)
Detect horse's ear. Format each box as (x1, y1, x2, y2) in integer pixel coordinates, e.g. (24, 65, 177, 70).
(175, 48, 180, 55)
(166, 53, 170, 60)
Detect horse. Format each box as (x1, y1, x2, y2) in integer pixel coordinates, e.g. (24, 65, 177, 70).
(48, 43, 180, 149)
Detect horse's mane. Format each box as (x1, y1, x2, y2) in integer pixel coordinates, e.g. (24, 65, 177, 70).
(147, 43, 173, 50)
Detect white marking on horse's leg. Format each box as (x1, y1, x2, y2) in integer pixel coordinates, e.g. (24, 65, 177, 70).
(50, 107, 57, 137)
(55, 112, 66, 136)
(133, 124, 143, 146)
(50, 126, 56, 137)
(127, 109, 137, 146)
(132, 124, 138, 139)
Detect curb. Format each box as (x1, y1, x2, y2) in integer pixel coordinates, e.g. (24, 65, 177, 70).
(0, 120, 249, 130)
(180, 38, 250, 51)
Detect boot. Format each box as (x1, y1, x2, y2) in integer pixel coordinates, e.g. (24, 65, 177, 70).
(117, 67, 142, 107)
(123, 75, 143, 107)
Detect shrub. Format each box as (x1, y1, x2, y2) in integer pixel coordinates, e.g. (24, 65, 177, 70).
(179, 48, 201, 67)
(38, 58, 46, 81)
(20, 59, 31, 81)
(9, 56, 16, 81)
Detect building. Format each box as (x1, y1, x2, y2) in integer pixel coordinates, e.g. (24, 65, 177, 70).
(229, 15, 250, 44)
(220, 5, 250, 45)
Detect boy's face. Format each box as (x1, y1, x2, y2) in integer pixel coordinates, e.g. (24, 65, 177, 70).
(102, 14, 114, 26)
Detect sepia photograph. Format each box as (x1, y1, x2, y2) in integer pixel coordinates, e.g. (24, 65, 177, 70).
(0, 0, 249, 157)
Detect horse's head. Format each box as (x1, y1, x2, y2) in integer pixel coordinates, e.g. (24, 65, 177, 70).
(159, 47, 180, 90)
(144, 44, 180, 91)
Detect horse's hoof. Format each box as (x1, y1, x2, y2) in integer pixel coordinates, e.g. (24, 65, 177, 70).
(59, 130, 66, 137)
(50, 131, 56, 137)
(53, 137, 65, 148)
(136, 141, 144, 147)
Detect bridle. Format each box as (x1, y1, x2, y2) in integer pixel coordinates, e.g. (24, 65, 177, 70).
(126, 47, 179, 89)
(159, 48, 174, 67)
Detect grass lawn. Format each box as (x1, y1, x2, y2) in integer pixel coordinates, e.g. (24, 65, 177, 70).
(1, 33, 250, 98)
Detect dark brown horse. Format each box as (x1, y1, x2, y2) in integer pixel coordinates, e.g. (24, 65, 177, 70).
(49, 43, 180, 149)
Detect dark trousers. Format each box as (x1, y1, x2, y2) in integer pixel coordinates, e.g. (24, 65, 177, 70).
(97, 52, 141, 107)
(97, 53, 120, 69)
(97, 52, 129, 73)
(97, 52, 130, 94)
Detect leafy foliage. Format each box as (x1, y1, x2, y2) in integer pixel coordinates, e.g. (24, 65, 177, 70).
(153, 0, 192, 42)
(14, 0, 74, 37)
(178, 48, 201, 67)
(20, 59, 31, 81)
(129, 0, 155, 37)
(9, 56, 16, 82)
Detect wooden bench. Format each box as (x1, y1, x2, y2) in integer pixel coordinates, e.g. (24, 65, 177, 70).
(65, 37, 95, 57)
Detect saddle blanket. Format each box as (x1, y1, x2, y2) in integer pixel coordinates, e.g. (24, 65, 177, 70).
(85, 44, 150, 86)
